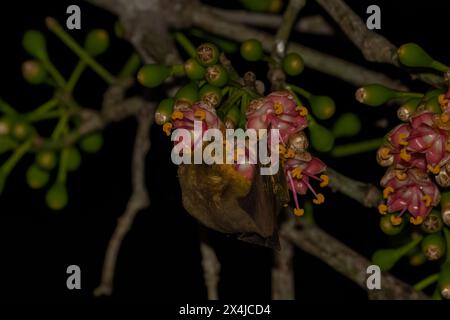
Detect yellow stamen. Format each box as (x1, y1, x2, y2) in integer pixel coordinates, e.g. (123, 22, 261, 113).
(162, 122, 172, 136)
(422, 195, 432, 207)
(284, 148, 295, 159)
(378, 204, 388, 215)
(313, 193, 325, 205)
(379, 147, 391, 160)
(294, 208, 304, 216)
(274, 102, 284, 115)
(279, 144, 286, 155)
(400, 148, 411, 161)
(438, 94, 449, 108)
(440, 112, 450, 123)
(410, 216, 423, 225)
(427, 164, 440, 174)
(390, 215, 403, 226)
(398, 133, 408, 146)
(383, 186, 394, 199)
(320, 175, 329, 188)
(291, 167, 303, 179)
(296, 105, 308, 116)
(171, 110, 184, 120)
(395, 170, 407, 181)
(194, 110, 206, 121)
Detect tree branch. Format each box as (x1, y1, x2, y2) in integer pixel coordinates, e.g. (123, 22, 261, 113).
(94, 103, 153, 297)
(281, 218, 429, 300)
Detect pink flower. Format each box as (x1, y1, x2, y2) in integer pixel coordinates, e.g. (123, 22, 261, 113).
(283, 156, 328, 211)
(246, 91, 308, 141)
(379, 168, 440, 224)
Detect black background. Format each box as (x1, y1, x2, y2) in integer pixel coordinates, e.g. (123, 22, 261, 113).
(0, 0, 448, 300)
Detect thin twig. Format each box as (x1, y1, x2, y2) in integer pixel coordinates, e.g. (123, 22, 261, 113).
(315, 0, 397, 64)
(200, 239, 221, 300)
(208, 9, 334, 36)
(94, 105, 153, 297)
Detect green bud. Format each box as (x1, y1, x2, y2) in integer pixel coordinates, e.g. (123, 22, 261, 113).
(26, 164, 49, 189)
(309, 95, 335, 120)
(46, 182, 68, 210)
(196, 43, 220, 66)
(22, 60, 47, 85)
(66, 147, 81, 172)
(421, 233, 446, 261)
(421, 210, 443, 234)
(175, 82, 199, 105)
(282, 52, 304, 76)
(240, 39, 264, 62)
(12, 119, 33, 141)
(80, 133, 103, 153)
(308, 119, 335, 152)
(372, 236, 422, 271)
(397, 98, 420, 121)
(438, 261, 450, 300)
(85, 29, 110, 56)
(356, 84, 400, 106)
(23, 30, 47, 60)
(380, 214, 404, 236)
(36, 150, 57, 170)
(240, 0, 271, 12)
(205, 65, 229, 87)
(184, 58, 206, 80)
(398, 43, 448, 72)
(332, 113, 361, 138)
(155, 98, 174, 125)
(199, 84, 222, 108)
(137, 64, 171, 88)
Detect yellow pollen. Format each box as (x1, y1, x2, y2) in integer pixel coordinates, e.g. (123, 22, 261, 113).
(378, 204, 388, 215)
(313, 193, 325, 205)
(320, 174, 329, 187)
(438, 94, 449, 108)
(422, 195, 432, 207)
(410, 216, 423, 225)
(194, 110, 206, 121)
(171, 110, 184, 120)
(440, 112, 450, 123)
(383, 186, 394, 199)
(274, 102, 284, 115)
(395, 170, 407, 181)
(390, 215, 403, 226)
(379, 147, 391, 160)
(296, 106, 308, 116)
(285, 148, 295, 158)
(291, 167, 303, 179)
(427, 164, 440, 174)
(162, 122, 173, 136)
(279, 144, 286, 155)
(398, 133, 409, 146)
(400, 148, 411, 161)
(294, 208, 304, 216)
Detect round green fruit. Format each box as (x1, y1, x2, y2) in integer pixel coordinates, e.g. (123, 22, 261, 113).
(184, 58, 206, 80)
(240, 39, 263, 62)
(196, 43, 220, 66)
(175, 82, 199, 105)
(421, 210, 443, 233)
(46, 183, 68, 210)
(22, 60, 47, 85)
(26, 164, 49, 189)
(36, 150, 57, 170)
(80, 133, 103, 153)
(310, 95, 336, 120)
(85, 29, 110, 56)
(137, 64, 171, 88)
(309, 120, 335, 152)
(205, 65, 229, 87)
(282, 53, 304, 76)
(332, 113, 361, 138)
(421, 233, 446, 261)
(66, 148, 81, 172)
(199, 84, 222, 108)
(22, 30, 47, 60)
(12, 120, 33, 141)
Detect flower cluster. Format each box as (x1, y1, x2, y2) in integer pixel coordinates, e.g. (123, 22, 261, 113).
(377, 92, 450, 225)
(246, 91, 328, 216)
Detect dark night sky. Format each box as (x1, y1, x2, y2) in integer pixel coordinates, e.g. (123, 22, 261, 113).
(0, 0, 448, 300)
